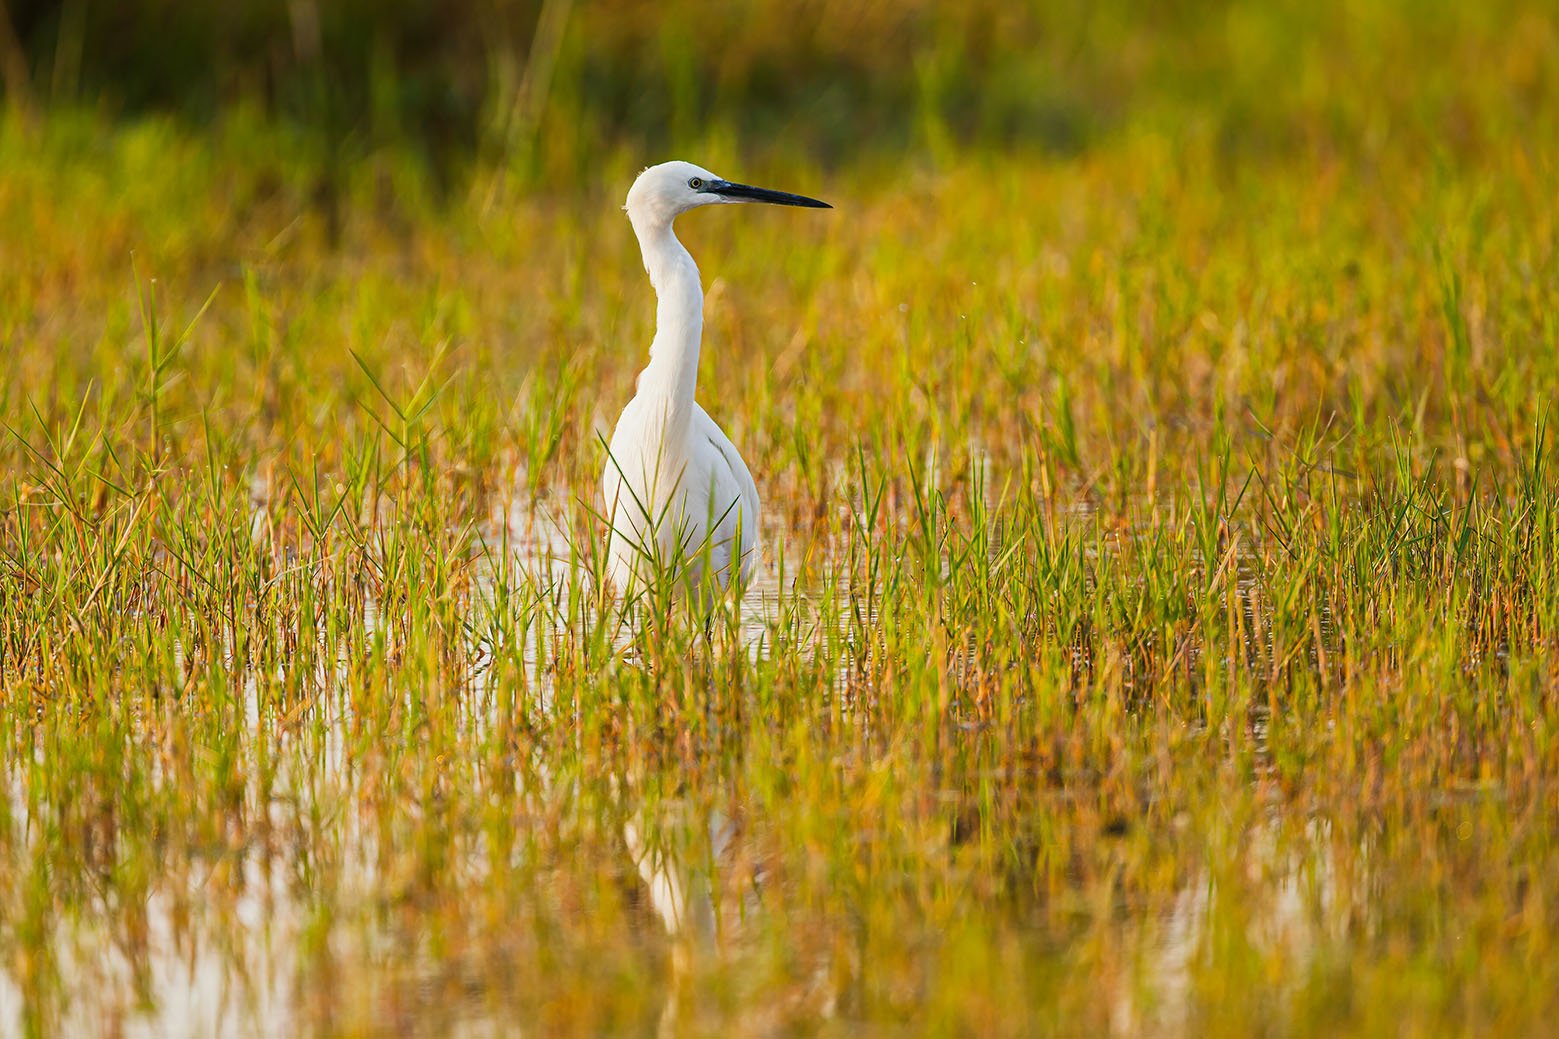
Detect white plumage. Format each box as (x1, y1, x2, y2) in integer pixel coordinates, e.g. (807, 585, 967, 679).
(603, 160, 829, 600)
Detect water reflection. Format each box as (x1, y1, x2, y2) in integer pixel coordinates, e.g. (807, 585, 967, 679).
(1111, 814, 1377, 1036)
(1, 744, 1388, 1036)
(0, 781, 297, 1038)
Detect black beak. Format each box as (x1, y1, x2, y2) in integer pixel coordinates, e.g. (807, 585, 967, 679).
(708, 180, 831, 208)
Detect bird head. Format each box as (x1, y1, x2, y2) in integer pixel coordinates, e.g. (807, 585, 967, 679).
(624, 160, 830, 227)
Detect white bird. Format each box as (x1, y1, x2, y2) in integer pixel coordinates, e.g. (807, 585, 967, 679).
(603, 160, 829, 601)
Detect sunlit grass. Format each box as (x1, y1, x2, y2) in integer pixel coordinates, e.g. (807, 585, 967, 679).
(2, 4, 1558, 1034)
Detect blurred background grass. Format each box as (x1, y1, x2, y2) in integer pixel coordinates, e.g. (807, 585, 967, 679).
(3, 0, 1553, 186)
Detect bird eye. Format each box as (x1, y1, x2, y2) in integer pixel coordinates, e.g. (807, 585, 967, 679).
(688, 177, 704, 190)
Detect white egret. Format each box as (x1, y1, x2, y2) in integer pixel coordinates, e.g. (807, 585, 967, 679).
(603, 160, 830, 600)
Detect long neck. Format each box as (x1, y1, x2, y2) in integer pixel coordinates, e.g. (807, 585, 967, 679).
(631, 214, 703, 428)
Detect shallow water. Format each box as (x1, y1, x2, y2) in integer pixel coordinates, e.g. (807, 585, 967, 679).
(0, 749, 1385, 1038)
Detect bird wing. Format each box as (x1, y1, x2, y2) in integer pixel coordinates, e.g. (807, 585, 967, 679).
(693, 403, 761, 550)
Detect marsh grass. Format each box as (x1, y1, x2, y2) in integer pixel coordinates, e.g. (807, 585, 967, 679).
(3, 2, 1559, 1034)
